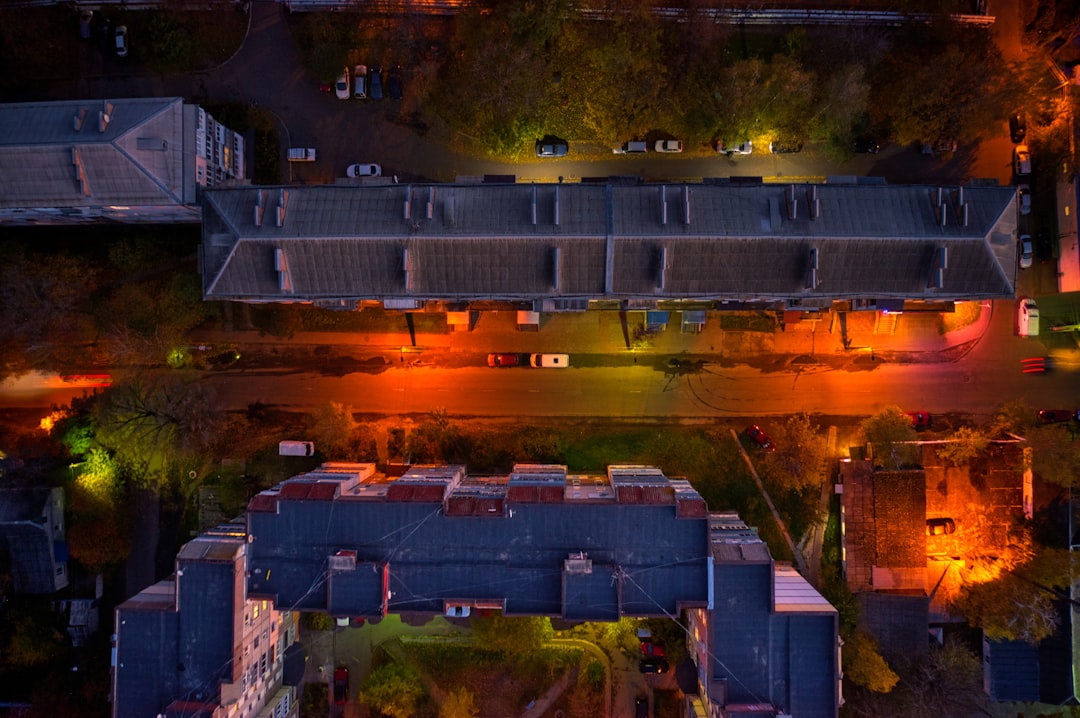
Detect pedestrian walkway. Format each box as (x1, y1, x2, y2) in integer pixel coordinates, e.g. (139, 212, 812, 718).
(194, 300, 996, 370)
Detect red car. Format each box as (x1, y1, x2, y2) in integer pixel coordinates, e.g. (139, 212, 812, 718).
(745, 425, 775, 452)
(640, 642, 665, 657)
(1037, 409, 1078, 424)
(333, 667, 348, 705)
(487, 353, 520, 367)
(907, 412, 931, 429)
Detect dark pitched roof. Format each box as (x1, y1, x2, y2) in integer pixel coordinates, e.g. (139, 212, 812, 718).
(985, 638, 1040, 701)
(201, 183, 1019, 303)
(857, 592, 930, 662)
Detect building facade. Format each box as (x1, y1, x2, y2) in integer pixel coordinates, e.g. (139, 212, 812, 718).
(0, 97, 245, 226)
(112, 462, 840, 718)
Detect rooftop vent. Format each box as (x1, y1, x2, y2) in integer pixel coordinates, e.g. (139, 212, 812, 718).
(71, 148, 90, 197)
(682, 185, 690, 225)
(403, 248, 413, 291)
(136, 137, 168, 151)
(787, 184, 799, 220)
(73, 108, 87, 132)
(254, 189, 265, 227)
(806, 185, 820, 219)
(274, 247, 293, 293)
(426, 187, 435, 220)
(657, 245, 668, 290)
(927, 245, 948, 289)
(276, 188, 288, 228)
(403, 185, 411, 220)
(97, 102, 114, 133)
(564, 552, 593, 575)
(553, 185, 560, 226)
(660, 185, 668, 226)
(552, 247, 561, 291)
(804, 246, 819, 290)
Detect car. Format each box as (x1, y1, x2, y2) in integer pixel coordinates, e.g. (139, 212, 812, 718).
(926, 518, 956, 536)
(347, 163, 382, 178)
(445, 605, 470, 617)
(333, 667, 348, 704)
(387, 66, 403, 99)
(636, 697, 649, 718)
(638, 658, 669, 674)
(335, 67, 350, 100)
(1013, 144, 1032, 175)
(614, 141, 648, 154)
(115, 25, 128, 57)
(1019, 235, 1033, 269)
(1036, 230, 1053, 264)
(854, 137, 881, 154)
(769, 139, 803, 154)
(536, 136, 569, 158)
(79, 9, 94, 40)
(487, 353, 519, 367)
(369, 64, 383, 100)
(718, 139, 752, 155)
(1009, 114, 1027, 143)
(907, 412, 931, 429)
(530, 353, 570, 368)
(640, 642, 665, 657)
(654, 139, 684, 153)
(1017, 296, 1039, 337)
(1018, 184, 1031, 215)
(1037, 409, 1077, 423)
(745, 425, 775, 452)
(353, 64, 367, 99)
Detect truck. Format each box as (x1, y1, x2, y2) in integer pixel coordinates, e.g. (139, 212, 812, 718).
(279, 440, 315, 456)
(287, 147, 316, 162)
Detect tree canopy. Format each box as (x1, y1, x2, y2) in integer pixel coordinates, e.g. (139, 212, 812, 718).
(470, 614, 553, 658)
(359, 662, 425, 718)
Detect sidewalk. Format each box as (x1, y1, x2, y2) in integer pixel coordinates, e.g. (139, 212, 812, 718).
(193, 301, 996, 369)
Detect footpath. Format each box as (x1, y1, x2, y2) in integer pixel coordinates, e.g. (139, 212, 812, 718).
(193, 301, 997, 373)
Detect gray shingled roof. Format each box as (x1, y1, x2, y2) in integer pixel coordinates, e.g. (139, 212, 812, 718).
(202, 182, 1019, 303)
(0, 97, 194, 210)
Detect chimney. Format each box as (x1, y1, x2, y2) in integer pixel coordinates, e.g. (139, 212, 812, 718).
(276, 189, 289, 228)
(254, 190, 265, 227)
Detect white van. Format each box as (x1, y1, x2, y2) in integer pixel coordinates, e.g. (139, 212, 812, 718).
(279, 440, 315, 456)
(530, 353, 570, 368)
(1017, 297, 1039, 337)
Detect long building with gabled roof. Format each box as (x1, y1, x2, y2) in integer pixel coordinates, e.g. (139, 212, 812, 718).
(200, 181, 1020, 310)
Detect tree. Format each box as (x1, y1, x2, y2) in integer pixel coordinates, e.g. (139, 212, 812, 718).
(359, 663, 425, 718)
(307, 402, 358, 458)
(439, 687, 479, 718)
(1027, 426, 1080, 487)
(94, 371, 221, 471)
(0, 603, 67, 668)
(842, 630, 898, 693)
(992, 399, 1036, 434)
(470, 614, 553, 658)
(955, 547, 1072, 644)
(936, 426, 990, 465)
(891, 638, 989, 717)
(770, 413, 829, 491)
(860, 406, 918, 469)
(0, 245, 99, 380)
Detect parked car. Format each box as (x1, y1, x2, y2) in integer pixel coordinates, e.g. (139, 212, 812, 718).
(854, 137, 881, 154)
(333, 667, 349, 705)
(769, 138, 803, 154)
(926, 518, 956, 536)
(1018, 184, 1031, 215)
(1037, 409, 1077, 423)
(535, 136, 568, 158)
(907, 412, 931, 429)
(79, 9, 94, 40)
(1017, 296, 1039, 337)
(1009, 113, 1027, 143)
(640, 642, 665, 657)
(115, 25, 128, 57)
(335, 67, 350, 100)
(1019, 235, 1033, 269)
(387, 66, 403, 99)
(638, 658, 669, 674)
(347, 163, 382, 177)
(718, 139, 752, 155)
(614, 140, 648, 154)
(530, 353, 570, 368)
(745, 424, 775, 452)
(487, 353, 519, 367)
(353, 64, 367, 99)
(654, 139, 684, 153)
(369, 64, 383, 99)
(1013, 144, 1032, 175)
